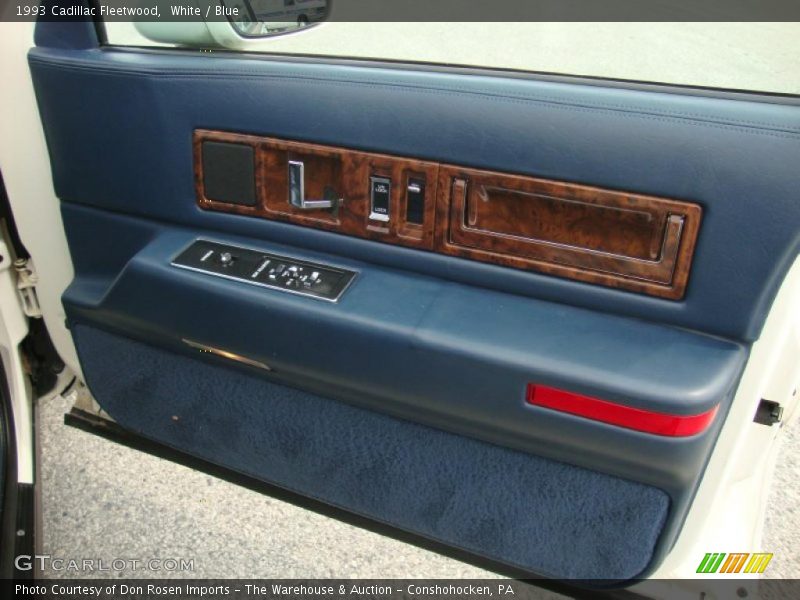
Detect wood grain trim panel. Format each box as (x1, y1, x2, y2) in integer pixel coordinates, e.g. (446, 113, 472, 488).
(194, 130, 266, 218)
(194, 129, 701, 300)
(434, 166, 701, 299)
(194, 130, 438, 251)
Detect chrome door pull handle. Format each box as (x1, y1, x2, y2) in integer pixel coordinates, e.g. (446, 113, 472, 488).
(288, 160, 340, 210)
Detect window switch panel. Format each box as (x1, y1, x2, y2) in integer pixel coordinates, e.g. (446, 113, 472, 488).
(172, 240, 357, 302)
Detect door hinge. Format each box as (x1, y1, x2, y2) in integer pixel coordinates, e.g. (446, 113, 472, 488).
(754, 399, 784, 426)
(13, 257, 42, 318)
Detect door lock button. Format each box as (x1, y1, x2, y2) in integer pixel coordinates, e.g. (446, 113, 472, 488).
(369, 176, 391, 223)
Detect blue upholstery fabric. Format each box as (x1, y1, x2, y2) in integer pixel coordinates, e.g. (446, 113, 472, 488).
(73, 324, 669, 581)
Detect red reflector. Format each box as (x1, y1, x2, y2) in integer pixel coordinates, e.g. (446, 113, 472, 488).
(526, 384, 718, 437)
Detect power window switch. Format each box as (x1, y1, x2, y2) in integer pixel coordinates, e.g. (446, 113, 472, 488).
(369, 176, 391, 222)
(406, 178, 425, 224)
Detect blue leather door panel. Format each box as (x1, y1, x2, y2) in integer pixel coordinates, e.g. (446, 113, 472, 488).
(73, 323, 670, 582)
(28, 47, 800, 342)
(60, 202, 741, 580)
(27, 24, 799, 582)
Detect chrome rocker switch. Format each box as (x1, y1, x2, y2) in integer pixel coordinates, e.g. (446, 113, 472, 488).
(369, 176, 391, 222)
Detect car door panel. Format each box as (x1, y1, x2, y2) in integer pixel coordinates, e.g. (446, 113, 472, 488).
(28, 47, 800, 341)
(60, 204, 744, 455)
(58, 201, 740, 582)
(73, 324, 670, 582)
(26, 21, 800, 584)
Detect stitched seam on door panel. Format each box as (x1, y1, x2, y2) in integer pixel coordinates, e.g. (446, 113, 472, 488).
(29, 58, 800, 138)
(27, 53, 800, 130)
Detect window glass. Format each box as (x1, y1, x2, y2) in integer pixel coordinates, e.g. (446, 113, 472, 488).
(103, 22, 800, 95)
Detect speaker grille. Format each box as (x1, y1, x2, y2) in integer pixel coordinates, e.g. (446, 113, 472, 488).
(201, 141, 256, 206)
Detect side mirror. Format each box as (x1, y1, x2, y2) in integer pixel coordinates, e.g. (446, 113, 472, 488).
(223, 0, 329, 38)
(134, 0, 329, 48)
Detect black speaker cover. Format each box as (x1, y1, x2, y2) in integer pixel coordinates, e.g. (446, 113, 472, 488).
(201, 141, 256, 206)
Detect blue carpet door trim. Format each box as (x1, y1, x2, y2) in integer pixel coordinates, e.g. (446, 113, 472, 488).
(72, 325, 669, 581)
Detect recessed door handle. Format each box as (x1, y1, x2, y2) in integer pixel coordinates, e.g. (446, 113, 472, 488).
(288, 160, 340, 210)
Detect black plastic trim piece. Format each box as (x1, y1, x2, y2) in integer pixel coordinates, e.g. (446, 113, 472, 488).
(11, 484, 34, 578)
(753, 399, 784, 427)
(86, 0, 107, 46)
(0, 356, 34, 579)
(0, 171, 30, 260)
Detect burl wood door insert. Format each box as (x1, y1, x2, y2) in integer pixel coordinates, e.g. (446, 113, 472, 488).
(195, 130, 438, 251)
(436, 166, 701, 299)
(195, 130, 701, 299)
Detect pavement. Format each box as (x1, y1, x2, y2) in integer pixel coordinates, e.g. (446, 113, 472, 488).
(36, 392, 498, 580)
(763, 420, 799, 578)
(36, 390, 798, 580)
